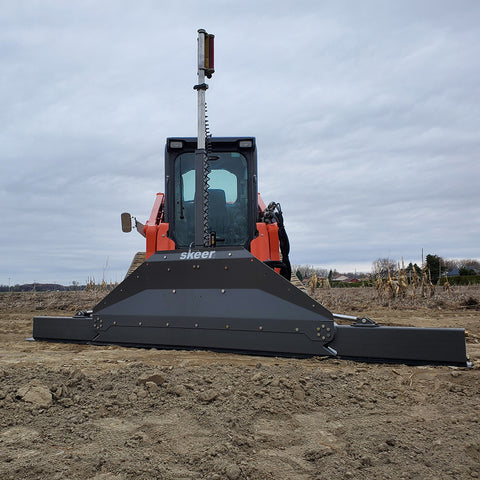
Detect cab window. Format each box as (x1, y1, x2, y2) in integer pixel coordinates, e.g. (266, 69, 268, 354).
(174, 152, 249, 246)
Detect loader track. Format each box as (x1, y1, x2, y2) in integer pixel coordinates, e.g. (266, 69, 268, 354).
(126, 252, 147, 278)
(126, 251, 308, 293)
(289, 274, 308, 293)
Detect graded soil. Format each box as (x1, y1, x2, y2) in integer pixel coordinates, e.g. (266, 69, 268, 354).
(0, 288, 479, 480)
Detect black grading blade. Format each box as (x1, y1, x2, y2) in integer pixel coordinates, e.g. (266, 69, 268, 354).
(33, 247, 469, 366)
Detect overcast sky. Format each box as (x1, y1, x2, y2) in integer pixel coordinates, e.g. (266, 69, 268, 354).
(2, 0, 480, 285)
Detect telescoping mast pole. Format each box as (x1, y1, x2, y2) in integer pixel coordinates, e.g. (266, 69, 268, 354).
(194, 29, 215, 247)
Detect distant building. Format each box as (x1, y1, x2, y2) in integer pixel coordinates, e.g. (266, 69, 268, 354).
(447, 268, 460, 277)
(447, 266, 480, 276)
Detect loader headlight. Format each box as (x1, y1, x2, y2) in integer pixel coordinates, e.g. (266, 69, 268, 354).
(238, 140, 253, 148)
(169, 140, 184, 149)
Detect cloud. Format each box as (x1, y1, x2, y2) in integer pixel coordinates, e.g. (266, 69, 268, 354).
(2, 0, 480, 284)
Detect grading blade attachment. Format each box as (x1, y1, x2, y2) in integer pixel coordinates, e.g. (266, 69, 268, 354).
(33, 247, 469, 366)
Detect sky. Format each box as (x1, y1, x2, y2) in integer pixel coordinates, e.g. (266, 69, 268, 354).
(2, 0, 480, 285)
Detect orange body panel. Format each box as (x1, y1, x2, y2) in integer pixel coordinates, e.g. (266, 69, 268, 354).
(251, 194, 281, 272)
(145, 225, 158, 259)
(267, 223, 280, 262)
(250, 223, 269, 261)
(156, 223, 175, 252)
(144, 193, 176, 259)
(250, 222, 280, 272)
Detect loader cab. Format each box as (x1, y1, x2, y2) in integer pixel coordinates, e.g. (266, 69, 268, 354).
(165, 137, 258, 249)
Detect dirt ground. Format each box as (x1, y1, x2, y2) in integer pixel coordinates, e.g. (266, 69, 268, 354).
(1, 287, 479, 480)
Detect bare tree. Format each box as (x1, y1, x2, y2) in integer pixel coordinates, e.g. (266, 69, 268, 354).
(293, 265, 329, 279)
(460, 259, 480, 270)
(372, 258, 398, 279)
(443, 258, 480, 272)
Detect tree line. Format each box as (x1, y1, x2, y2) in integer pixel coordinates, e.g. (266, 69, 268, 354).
(374, 256, 480, 284)
(294, 255, 480, 285)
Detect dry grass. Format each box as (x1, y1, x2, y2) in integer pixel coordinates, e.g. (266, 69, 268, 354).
(0, 290, 106, 314)
(2, 285, 479, 317)
(313, 284, 480, 313)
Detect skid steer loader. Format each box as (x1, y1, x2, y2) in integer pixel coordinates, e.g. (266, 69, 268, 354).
(33, 30, 470, 366)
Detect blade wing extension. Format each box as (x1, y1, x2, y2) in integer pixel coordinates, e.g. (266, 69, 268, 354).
(330, 324, 468, 366)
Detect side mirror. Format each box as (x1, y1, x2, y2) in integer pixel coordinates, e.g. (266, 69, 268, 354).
(121, 212, 132, 233)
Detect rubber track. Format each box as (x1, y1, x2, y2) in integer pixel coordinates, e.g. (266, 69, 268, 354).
(125, 252, 147, 278)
